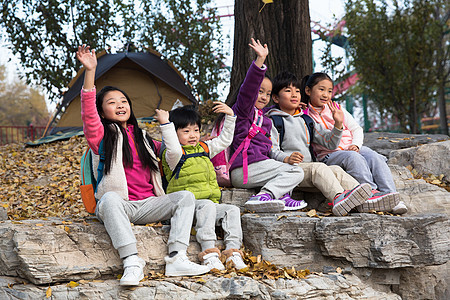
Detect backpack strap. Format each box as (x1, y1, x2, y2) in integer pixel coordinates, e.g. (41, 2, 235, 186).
(228, 108, 267, 184)
(271, 114, 317, 162)
(172, 143, 209, 180)
(270, 115, 284, 151)
(300, 114, 316, 162)
(94, 140, 105, 193)
(198, 141, 209, 154)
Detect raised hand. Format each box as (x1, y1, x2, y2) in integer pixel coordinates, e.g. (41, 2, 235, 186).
(155, 109, 170, 124)
(298, 102, 308, 110)
(212, 101, 234, 116)
(249, 38, 268, 68)
(76, 44, 97, 71)
(328, 101, 344, 129)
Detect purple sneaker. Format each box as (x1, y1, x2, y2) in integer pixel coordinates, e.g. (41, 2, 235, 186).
(279, 194, 307, 211)
(244, 193, 285, 213)
(356, 190, 400, 213)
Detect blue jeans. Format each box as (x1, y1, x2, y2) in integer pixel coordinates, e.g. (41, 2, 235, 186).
(322, 146, 397, 193)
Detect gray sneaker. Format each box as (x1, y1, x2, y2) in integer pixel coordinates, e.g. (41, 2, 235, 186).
(332, 184, 372, 216)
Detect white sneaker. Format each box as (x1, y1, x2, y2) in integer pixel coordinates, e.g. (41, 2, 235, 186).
(202, 252, 225, 271)
(165, 251, 210, 276)
(392, 201, 408, 215)
(226, 252, 247, 270)
(120, 255, 145, 286)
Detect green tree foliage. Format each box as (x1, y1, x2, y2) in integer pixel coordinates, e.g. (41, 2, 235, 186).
(0, 65, 50, 126)
(343, 0, 448, 133)
(137, 0, 227, 101)
(0, 0, 120, 101)
(0, 0, 226, 103)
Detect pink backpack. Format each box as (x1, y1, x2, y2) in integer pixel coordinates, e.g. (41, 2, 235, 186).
(210, 118, 232, 187)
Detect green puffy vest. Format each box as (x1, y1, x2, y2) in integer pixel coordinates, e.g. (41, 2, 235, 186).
(162, 143, 221, 203)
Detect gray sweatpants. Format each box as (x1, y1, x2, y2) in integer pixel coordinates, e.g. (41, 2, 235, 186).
(194, 200, 242, 251)
(96, 190, 196, 259)
(322, 146, 397, 193)
(230, 159, 304, 199)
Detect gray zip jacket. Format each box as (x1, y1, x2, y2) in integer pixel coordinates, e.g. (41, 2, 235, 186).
(266, 108, 343, 163)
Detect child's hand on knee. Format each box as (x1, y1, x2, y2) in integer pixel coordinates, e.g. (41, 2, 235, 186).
(284, 152, 304, 165)
(347, 145, 360, 152)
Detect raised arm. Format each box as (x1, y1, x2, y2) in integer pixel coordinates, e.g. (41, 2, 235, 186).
(155, 109, 183, 171)
(207, 102, 236, 158)
(232, 39, 269, 119)
(249, 38, 268, 69)
(77, 44, 103, 153)
(76, 45, 97, 90)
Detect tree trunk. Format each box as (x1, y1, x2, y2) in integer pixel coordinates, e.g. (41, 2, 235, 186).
(227, 0, 312, 103)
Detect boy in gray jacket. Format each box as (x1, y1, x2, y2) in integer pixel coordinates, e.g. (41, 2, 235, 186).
(267, 71, 372, 216)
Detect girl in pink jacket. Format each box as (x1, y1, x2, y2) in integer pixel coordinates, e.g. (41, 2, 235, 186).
(302, 73, 407, 215)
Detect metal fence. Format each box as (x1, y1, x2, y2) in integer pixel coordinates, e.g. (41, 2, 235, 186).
(0, 125, 48, 145)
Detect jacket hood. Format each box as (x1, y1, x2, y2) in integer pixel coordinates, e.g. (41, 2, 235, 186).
(266, 107, 302, 118)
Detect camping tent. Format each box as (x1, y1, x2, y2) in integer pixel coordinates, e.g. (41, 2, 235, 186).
(47, 50, 196, 135)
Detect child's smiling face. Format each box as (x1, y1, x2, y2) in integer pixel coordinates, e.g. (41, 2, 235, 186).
(255, 77, 272, 110)
(306, 79, 333, 107)
(101, 90, 131, 128)
(176, 124, 200, 146)
(272, 84, 301, 115)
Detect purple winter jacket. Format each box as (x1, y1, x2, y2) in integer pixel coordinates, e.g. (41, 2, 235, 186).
(230, 62, 273, 171)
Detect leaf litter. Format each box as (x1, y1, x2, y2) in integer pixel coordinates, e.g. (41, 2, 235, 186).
(0, 134, 313, 283)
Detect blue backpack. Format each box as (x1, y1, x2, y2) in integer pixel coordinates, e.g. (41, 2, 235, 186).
(80, 141, 105, 214)
(270, 114, 316, 162)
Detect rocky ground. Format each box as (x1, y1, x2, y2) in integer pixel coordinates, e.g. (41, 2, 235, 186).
(0, 125, 449, 299)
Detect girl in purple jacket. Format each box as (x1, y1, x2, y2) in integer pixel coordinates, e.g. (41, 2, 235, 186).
(228, 39, 305, 212)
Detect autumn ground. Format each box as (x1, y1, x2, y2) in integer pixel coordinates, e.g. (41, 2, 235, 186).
(0, 131, 313, 280)
(2, 119, 450, 284)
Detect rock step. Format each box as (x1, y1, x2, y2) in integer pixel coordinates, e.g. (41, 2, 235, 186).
(0, 274, 401, 300)
(242, 212, 449, 270)
(1, 212, 448, 287)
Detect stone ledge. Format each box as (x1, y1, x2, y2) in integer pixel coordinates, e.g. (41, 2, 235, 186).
(0, 274, 401, 300)
(241, 212, 449, 270)
(1, 212, 448, 286)
(0, 219, 209, 285)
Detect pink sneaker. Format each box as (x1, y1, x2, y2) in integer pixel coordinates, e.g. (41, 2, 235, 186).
(356, 190, 400, 213)
(279, 194, 307, 211)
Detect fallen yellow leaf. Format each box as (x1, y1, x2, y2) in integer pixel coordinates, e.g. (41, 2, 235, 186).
(277, 215, 287, 221)
(46, 287, 52, 298)
(67, 281, 79, 288)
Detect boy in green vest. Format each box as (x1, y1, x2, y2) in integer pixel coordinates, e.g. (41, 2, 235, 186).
(156, 104, 247, 271)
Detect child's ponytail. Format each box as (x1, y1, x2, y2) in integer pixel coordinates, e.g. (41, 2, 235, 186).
(300, 75, 311, 105)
